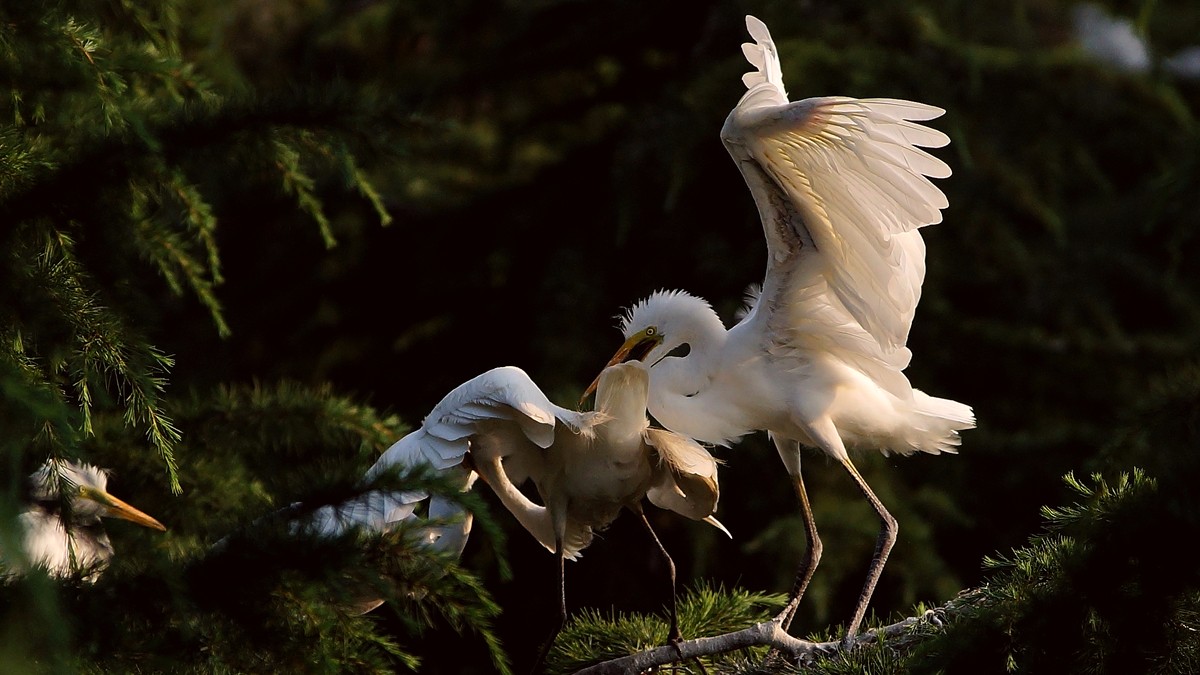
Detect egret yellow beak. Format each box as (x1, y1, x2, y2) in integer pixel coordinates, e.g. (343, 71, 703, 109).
(81, 486, 167, 531)
(580, 329, 663, 406)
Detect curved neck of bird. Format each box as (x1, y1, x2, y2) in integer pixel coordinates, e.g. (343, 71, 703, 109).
(474, 456, 557, 554)
(594, 373, 650, 445)
(650, 317, 726, 400)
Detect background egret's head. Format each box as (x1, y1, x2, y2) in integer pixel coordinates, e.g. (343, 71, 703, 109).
(29, 461, 166, 531)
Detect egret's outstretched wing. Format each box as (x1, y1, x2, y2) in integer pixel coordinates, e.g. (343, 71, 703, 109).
(643, 429, 728, 536)
(307, 472, 478, 553)
(371, 365, 565, 476)
(723, 16, 951, 392)
(311, 366, 578, 545)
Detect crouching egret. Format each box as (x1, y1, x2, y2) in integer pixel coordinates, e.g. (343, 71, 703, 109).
(311, 363, 728, 664)
(585, 15, 974, 645)
(1, 460, 167, 581)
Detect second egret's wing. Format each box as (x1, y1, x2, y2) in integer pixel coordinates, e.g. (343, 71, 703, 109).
(723, 16, 951, 392)
(312, 366, 577, 539)
(371, 365, 566, 477)
(643, 428, 727, 536)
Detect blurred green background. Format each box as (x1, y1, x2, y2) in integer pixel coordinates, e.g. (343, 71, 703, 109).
(3, 0, 1199, 672)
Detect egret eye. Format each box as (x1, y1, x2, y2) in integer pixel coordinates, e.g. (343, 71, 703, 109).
(645, 327, 657, 337)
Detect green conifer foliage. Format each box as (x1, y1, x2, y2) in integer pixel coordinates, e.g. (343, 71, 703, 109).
(1, 2, 507, 672)
(4, 0, 1200, 672)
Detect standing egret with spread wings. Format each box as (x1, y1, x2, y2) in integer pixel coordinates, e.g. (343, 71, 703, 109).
(2, 460, 167, 581)
(310, 362, 727, 666)
(586, 15, 974, 646)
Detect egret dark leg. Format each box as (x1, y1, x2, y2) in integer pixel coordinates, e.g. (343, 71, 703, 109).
(530, 539, 567, 675)
(635, 508, 681, 643)
(772, 440, 823, 633)
(778, 470, 823, 632)
(839, 457, 897, 646)
(635, 507, 708, 675)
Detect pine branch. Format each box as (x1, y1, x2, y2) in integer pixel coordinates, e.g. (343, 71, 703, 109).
(273, 133, 337, 248)
(19, 382, 517, 674)
(0, 85, 416, 224)
(334, 140, 394, 227)
(566, 609, 946, 675)
(7, 230, 183, 491)
(559, 468, 1200, 674)
(129, 168, 229, 336)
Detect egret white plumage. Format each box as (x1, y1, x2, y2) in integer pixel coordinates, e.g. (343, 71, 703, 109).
(1, 460, 166, 581)
(310, 363, 727, 662)
(585, 15, 975, 644)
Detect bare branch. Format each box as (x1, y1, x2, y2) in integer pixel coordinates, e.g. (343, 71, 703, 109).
(570, 609, 946, 675)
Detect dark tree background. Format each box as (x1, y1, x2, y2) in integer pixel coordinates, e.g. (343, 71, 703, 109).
(3, 0, 1199, 673)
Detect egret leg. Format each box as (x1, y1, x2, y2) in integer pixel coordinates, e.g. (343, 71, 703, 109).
(634, 508, 681, 643)
(839, 456, 897, 645)
(772, 439, 823, 633)
(634, 506, 709, 675)
(780, 470, 823, 632)
(795, 418, 897, 646)
(530, 539, 567, 675)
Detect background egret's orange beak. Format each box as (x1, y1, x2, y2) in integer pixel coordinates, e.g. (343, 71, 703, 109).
(83, 486, 168, 531)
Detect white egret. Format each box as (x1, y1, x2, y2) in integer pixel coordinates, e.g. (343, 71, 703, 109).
(585, 15, 975, 645)
(309, 363, 728, 662)
(1, 460, 167, 581)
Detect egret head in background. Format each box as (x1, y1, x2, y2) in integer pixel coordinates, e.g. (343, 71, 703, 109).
(2, 460, 166, 581)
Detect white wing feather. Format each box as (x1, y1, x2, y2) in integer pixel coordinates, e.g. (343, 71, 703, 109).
(723, 16, 951, 382)
(312, 366, 576, 541)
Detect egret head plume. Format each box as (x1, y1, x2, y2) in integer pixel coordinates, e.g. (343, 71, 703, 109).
(616, 289, 724, 368)
(618, 290, 718, 340)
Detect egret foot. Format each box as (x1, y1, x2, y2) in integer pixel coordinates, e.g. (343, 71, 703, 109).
(660, 625, 709, 675)
(760, 614, 803, 670)
(759, 647, 792, 671)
